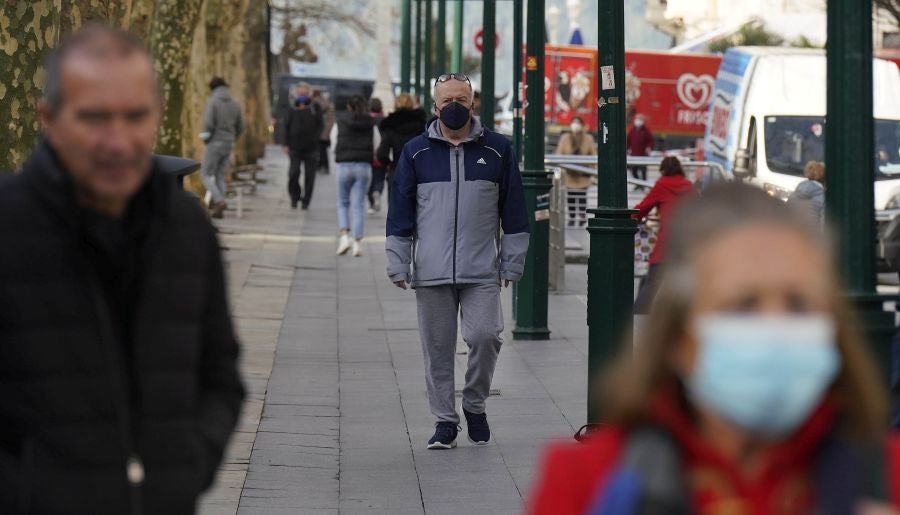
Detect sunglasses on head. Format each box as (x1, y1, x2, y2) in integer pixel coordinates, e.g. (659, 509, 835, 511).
(436, 73, 471, 84)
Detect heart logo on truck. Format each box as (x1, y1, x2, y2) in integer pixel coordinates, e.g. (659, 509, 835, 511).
(677, 73, 716, 110)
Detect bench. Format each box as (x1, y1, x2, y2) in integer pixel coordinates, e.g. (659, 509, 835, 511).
(226, 164, 264, 218)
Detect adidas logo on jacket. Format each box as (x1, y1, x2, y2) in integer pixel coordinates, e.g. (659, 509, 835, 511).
(385, 118, 530, 287)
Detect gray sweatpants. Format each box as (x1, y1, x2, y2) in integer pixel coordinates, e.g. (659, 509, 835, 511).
(201, 141, 233, 203)
(415, 283, 503, 424)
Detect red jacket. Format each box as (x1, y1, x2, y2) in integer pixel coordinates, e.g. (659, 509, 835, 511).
(633, 174, 696, 264)
(528, 394, 900, 515)
(627, 125, 655, 156)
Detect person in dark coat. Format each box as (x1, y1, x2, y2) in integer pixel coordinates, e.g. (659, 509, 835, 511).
(0, 25, 244, 514)
(331, 95, 377, 257)
(376, 93, 427, 199)
(367, 97, 387, 213)
(626, 114, 655, 190)
(283, 82, 323, 210)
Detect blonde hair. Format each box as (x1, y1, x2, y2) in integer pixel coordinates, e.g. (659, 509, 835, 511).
(602, 183, 887, 439)
(394, 93, 416, 110)
(804, 161, 825, 182)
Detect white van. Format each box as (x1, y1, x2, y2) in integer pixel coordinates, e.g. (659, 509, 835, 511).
(704, 47, 900, 263)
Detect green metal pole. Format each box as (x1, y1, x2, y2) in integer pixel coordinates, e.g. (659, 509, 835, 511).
(510, 0, 524, 322)
(825, 0, 893, 386)
(401, 0, 412, 93)
(452, 0, 464, 73)
(512, 0, 551, 341)
(512, 0, 523, 160)
(414, 0, 423, 103)
(480, 0, 496, 128)
(587, 0, 637, 423)
(436, 0, 447, 75)
(424, 0, 433, 110)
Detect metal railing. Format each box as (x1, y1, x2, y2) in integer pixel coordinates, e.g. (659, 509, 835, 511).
(544, 155, 731, 290)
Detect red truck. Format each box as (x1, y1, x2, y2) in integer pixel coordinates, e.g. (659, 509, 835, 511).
(539, 45, 722, 149)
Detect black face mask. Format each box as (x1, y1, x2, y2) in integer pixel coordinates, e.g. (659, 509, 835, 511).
(438, 101, 472, 131)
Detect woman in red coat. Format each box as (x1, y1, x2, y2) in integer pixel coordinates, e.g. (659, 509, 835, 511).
(529, 184, 900, 515)
(633, 156, 695, 314)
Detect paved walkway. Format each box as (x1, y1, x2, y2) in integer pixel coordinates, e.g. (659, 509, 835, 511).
(198, 146, 592, 514)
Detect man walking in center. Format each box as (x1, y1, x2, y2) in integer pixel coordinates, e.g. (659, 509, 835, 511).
(0, 25, 244, 512)
(200, 77, 244, 218)
(386, 74, 530, 449)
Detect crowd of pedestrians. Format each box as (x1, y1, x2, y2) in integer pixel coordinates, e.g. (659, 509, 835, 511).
(6, 22, 900, 515)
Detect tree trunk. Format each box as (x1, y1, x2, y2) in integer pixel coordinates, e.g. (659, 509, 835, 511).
(0, 0, 268, 173)
(238, 0, 271, 165)
(150, 0, 204, 156)
(0, 1, 60, 172)
(58, 1, 133, 34)
(128, 0, 157, 40)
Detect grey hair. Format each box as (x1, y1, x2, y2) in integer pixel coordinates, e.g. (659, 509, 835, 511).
(42, 24, 157, 114)
(295, 81, 312, 94)
(432, 77, 474, 100)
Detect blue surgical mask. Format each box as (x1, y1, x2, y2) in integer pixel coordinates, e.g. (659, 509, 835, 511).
(438, 101, 472, 131)
(686, 314, 840, 438)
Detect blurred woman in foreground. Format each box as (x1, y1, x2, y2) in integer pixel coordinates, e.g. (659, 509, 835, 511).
(529, 184, 899, 515)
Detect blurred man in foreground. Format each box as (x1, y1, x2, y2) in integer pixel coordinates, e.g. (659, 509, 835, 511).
(0, 25, 244, 513)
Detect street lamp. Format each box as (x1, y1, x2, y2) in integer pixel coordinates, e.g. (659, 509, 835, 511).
(825, 0, 894, 387)
(513, 0, 552, 341)
(586, 0, 637, 423)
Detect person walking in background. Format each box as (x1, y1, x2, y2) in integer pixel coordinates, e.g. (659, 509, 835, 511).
(554, 116, 596, 227)
(529, 184, 899, 514)
(626, 113, 654, 190)
(332, 95, 378, 257)
(376, 93, 427, 201)
(788, 160, 825, 226)
(283, 82, 323, 210)
(313, 89, 334, 174)
(200, 76, 244, 218)
(632, 156, 695, 314)
(386, 74, 530, 450)
(367, 97, 387, 214)
(0, 25, 244, 513)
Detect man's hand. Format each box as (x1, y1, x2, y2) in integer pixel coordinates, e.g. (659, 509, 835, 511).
(504, 280, 511, 288)
(282, 146, 290, 156)
(394, 280, 408, 290)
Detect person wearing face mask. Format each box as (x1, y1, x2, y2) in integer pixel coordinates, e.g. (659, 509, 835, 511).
(555, 116, 597, 227)
(627, 114, 655, 191)
(283, 82, 323, 210)
(529, 183, 900, 515)
(386, 73, 530, 450)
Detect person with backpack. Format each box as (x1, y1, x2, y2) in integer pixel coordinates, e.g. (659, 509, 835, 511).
(529, 184, 900, 514)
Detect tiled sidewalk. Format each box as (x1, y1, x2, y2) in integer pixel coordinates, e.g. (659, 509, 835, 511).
(198, 146, 592, 514)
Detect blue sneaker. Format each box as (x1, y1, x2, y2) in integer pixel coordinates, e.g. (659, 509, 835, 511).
(427, 422, 459, 450)
(463, 409, 491, 445)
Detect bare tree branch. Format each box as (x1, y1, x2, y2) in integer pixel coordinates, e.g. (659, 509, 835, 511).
(271, 0, 374, 72)
(876, 0, 900, 28)
(271, 0, 374, 38)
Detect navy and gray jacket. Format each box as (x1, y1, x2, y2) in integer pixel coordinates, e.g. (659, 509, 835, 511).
(385, 118, 530, 287)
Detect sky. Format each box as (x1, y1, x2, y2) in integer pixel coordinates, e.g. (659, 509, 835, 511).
(279, 0, 673, 96)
